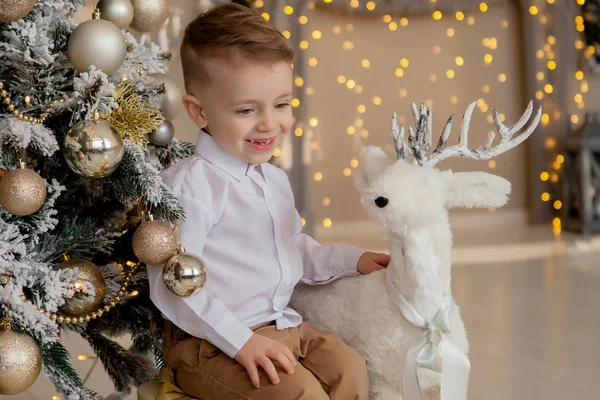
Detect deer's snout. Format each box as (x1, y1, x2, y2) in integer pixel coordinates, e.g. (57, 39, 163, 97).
(374, 196, 389, 208)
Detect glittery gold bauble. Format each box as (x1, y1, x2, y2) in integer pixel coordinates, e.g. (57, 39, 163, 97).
(63, 115, 124, 178)
(162, 246, 207, 297)
(0, 329, 42, 395)
(67, 16, 127, 75)
(57, 258, 107, 317)
(97, 0, 134, 29)
(0, 0, 35, 23)
(132, 218, 178, 265)
(148, 73, 183, 120)
(129, 0, 169, 32)
(0, 163, 46, 216)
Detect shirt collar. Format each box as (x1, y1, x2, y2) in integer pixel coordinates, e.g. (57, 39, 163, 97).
(195, 130, 267, 182)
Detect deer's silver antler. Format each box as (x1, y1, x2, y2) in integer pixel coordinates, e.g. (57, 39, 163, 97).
(391, 112, 410, 160)
(390, 101, 542, 168)
(424, 101, 542, 167)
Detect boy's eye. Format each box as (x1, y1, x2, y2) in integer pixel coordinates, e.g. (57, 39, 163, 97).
(276, 103, 290, 109)
(237, 108, 254, 115)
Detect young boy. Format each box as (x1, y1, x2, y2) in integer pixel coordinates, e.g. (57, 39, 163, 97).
(147, 4, 390, 399)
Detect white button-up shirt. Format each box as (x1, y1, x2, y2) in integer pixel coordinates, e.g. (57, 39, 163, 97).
(147, 131, 365, 359)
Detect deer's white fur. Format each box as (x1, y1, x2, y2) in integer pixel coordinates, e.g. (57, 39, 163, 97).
(291, 146, 512, 399)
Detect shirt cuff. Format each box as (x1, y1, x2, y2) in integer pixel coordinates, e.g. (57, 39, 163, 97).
(206, 312, 254, 359)
(305, 244, 366, 284)
(338, 244, 367, 275)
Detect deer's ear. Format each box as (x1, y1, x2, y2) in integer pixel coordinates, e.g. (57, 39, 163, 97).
(356, 146, 393, 190)
(443, 171, 511, 209)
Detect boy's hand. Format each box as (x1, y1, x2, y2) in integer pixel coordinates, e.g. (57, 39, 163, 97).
(357, 251, 390, 275)
(234, 333, 297, 388)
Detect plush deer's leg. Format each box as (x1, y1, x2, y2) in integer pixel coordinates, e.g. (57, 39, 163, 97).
(450, 308, 470, 355)
(417, 367, 442, 400)
(369, 377, 402, 400)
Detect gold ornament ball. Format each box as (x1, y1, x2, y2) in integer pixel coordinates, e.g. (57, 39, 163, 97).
(57, 258, 107, 317)
(132, 219, 178, 265)
(162, 249, 207, 297)
(0, 0, 35, 23)
(148, 73, 183, 120)
(97, 0, 134, 29)
(0, 329, 42, 395)
(130, 0, 168, 32)
(63, 117, 124, 178)
(0, 165, 46, 216)
(67, 18, 127, 75)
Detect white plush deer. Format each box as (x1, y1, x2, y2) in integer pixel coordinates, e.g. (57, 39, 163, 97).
(291, 101, 541, 400)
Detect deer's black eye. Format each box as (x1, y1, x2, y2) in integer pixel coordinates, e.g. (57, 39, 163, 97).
(374, 196, 389, 208)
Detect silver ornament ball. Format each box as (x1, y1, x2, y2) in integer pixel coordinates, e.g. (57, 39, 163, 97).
(67, 17, 127, 75)
(0, 0, 35, 23)
(130, 0, 169, 32)
(162, 248, 207, 297)
(198, 0, 214, 12)
(97, 0, 134, 29)
(147, 120, 175, 146)
(148, 73, 183, 120)
(64, 117, 125, 178)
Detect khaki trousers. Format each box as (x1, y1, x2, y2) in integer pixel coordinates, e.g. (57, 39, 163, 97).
(163, 320, 370, 400)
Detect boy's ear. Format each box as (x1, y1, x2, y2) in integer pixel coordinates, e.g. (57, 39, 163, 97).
(443, 170, 511, 209)
(182, 94, 208, 129)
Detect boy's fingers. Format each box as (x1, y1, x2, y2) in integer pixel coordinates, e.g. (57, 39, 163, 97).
(273, 352, 295, 375)
(367, 260, 382, 271)
(259, 357, 280, 385)
(245, 362, 260, 388)
(375, 253, 391, 266)
(283, 347, 297, 366)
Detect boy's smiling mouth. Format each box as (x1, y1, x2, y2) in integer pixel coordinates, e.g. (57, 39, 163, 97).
(245, 137, 277, 151)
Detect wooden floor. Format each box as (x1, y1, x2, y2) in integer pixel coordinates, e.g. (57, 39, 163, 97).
(9, 227, 600, 399)
(453, 253, 600, 400)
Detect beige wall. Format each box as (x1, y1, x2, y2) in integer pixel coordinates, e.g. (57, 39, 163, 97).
(164, 0, 205, 143)
(584, 76, 600, 111)
(298, 4, 527, 224)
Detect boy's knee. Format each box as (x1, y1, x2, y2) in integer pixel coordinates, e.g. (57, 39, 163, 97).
(347, 348, 369, 379)
(292, 379, 330, 399)
(281, 368, 329, 400)
(338, 345, 370, 395)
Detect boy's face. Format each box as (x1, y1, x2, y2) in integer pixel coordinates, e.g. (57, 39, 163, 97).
(185, 57, 294, 165)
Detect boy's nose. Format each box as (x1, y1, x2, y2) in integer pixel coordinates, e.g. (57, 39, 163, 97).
(257, 113, 277, 131)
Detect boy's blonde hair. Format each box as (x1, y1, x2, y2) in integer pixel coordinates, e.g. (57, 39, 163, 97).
(180, 3, 296, 93)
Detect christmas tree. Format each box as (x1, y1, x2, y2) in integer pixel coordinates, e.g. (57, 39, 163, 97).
(0, 0, 196, 398)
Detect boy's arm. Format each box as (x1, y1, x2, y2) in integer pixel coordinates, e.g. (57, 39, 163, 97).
(293, 210, 366, 285)
(148, 192, 253, 359)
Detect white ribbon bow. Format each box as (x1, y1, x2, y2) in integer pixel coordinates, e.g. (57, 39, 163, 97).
(385, 269, 470, 400)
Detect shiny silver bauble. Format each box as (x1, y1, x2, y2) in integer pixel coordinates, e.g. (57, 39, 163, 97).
(64, 116, 124, 178)
(162, 247, 207, 297)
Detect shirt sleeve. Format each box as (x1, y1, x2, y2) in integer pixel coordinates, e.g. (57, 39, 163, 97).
(147, 176, 253, 359)
(293, 209, 366, 285)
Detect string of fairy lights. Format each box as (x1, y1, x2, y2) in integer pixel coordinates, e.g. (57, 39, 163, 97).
(536, 0, 590, 235)
(255, 0, 592, 235)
